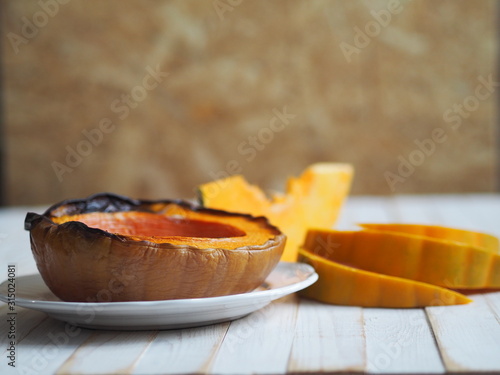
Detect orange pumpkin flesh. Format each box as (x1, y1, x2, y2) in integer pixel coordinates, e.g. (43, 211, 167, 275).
(198, 163, 353, 261)
(25, 193, 285, 302)
(53, 212, 247, 239)
(298, 225, 500, 307)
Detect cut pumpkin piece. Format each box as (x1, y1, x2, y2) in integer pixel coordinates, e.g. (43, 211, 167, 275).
(301, 227, 500, 290)
(298, 225, 500, 307)
(298, 247, 472, 308)
(198, 163, 353, 262)
(359, 223, 500, 254)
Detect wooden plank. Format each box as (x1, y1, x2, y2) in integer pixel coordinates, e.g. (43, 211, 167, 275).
(343, 196, 397, 224)
(0, 197, 497, 375)
(287, 299, 365, 372)
(210, 295, 298, 374)
(426, 295, 500, 371)
(0, 306, 48, 350)
(460, 195, 500, 237)
(378, 194, 500, 236)
(56, 330, 156, 374)
(2, 318, 92, 375)
(392, 193, 500, 232)
(364, 308, 445, 373)
(426, 194, 497, 233)
(131, 322, 229, 374)
(485, 291, 500, 324)
(391, 195, 441, 224)
(334, 197, 361, 230)
(0, 306, 48, 371)
(392, 194, 500, 372)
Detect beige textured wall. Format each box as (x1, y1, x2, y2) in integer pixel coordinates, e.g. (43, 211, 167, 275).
(2, 0, 498, 206)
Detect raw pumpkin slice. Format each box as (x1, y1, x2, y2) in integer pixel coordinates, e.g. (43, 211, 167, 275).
(298, 225, 500, 307)
(359, 223, 500, 254)
(198, 163, 353, 262)
(298, 247, 471, 308)
(302, 227, 500, 289)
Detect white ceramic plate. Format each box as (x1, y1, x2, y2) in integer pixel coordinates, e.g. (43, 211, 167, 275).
(0, 262, 317, 330)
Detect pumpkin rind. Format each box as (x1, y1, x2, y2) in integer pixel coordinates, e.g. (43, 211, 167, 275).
(25, 193, 286, 302)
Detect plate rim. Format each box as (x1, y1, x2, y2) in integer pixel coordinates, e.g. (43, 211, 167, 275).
(0, 262, 317, 311)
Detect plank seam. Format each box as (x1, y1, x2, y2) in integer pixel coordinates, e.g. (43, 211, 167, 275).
(424, 308, 451, 373)
(360, 308, 368, 372)
(484, 294, 500, 325)
(283, 296, 304, 373)
(14, 313, 49, 345)
(54, 329, 98, 375)
(201, 321, 232, 374)
(126, 330, 160, 374)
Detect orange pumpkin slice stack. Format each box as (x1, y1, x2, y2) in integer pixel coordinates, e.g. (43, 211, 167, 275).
(298, 224, 500, 307)
(198, 163, 354, 262)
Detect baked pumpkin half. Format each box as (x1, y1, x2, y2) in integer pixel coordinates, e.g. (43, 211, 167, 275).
(25, 193, 286, 302)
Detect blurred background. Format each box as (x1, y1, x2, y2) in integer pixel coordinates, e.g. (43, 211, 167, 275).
(1, 0, 498, 206)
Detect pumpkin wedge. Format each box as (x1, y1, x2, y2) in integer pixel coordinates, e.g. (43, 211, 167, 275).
(25, 193, 285, 302)
(359, 223, 500, 254)
(298, 247, 471, 308)
(298, 225, 500, 307)
(198, 163, 353, 262)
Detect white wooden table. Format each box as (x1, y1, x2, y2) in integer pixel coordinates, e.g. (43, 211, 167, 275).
(1, 195, 500, 374)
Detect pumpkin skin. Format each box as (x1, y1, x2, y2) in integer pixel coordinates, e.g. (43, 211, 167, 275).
(25, 193, 286, 302)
